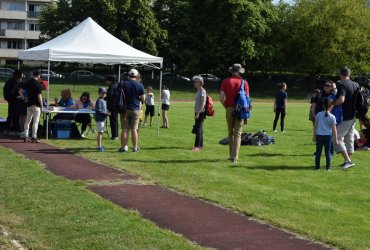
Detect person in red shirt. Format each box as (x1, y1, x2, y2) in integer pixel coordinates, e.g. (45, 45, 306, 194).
(219, 63, 250, 163)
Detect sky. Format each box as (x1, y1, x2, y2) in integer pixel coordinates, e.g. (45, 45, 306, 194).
(272, 0, 295, 4)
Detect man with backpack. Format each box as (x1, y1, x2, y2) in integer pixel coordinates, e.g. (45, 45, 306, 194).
(333, 67, 358, 170)
(118, 69, 145, 153)
(219, 63, 250, 163)
(105, 75, 119, 140)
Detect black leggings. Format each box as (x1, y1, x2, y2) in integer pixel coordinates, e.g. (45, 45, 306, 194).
(273, 108, 286, 131)
(194, 113, 206, 148)
(75, 113, 91, 133)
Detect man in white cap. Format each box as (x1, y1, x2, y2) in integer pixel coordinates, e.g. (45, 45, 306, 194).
(118, 69, 145, 152)
(219, 63, 250, 163)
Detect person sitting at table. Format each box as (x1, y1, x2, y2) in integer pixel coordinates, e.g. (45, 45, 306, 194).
(72, 91, 95, 138)
(53, 88, 75, 120)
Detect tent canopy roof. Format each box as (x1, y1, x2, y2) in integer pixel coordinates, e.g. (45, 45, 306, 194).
(18, 17, 163, 66)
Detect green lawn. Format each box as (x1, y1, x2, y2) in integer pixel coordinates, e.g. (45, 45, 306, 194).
(1, 82, 369, 249)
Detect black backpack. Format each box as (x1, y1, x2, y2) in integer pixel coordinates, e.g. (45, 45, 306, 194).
(112, 81, 127, 113)
(354, 83, 369, 119)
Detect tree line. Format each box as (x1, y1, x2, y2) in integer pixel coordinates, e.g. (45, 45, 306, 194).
(39, 0, 370, 79)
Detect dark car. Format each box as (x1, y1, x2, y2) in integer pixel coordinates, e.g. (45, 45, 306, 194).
(200, 74, 220, 83)
(70, 70, 103, 79)
(162, 72, 191, 82)
(0, 68, 15, 78)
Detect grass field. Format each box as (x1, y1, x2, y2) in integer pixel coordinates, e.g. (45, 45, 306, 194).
(0, 82, 369, 249)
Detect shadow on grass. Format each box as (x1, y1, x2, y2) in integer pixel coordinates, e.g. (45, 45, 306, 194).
(229, 164, 313, 171)
(123, 158, 223, 164)
(28, 149, 74, 154)
(245, 152, 313, 157)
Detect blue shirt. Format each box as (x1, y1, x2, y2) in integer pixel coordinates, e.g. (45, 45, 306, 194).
(58, 98, 73, 107)
(327, 94, 343, 125)
(275, 90, 287, 110)
(123, 80, 145, 111)
(95, 98, 108, 122)
(315, 111, 337, 136)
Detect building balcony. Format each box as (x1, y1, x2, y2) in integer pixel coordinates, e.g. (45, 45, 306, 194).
(27, 11, 41, 18)
(0, 29, 41, 40)
(0, 10, 27, 20)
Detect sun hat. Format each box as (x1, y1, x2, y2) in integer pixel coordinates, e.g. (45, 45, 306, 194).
(228, 63, 245, 74)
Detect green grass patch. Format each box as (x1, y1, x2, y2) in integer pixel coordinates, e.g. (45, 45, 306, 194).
(37, 101, 370, 250)
(0, 147, 201, 250)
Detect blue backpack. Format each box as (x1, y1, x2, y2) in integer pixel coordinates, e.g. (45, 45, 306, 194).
(234, 80, 252, 120)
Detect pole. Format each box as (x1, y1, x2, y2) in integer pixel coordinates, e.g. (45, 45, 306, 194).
(157, 64, 163, 138)
(46, 61, 50, 139)
(118, 65, 121, 83)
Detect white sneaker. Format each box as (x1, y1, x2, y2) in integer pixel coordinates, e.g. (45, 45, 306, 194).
(81, 133, 85, 138)
(273, 130, 277, 132)
(342, 161, 355, 170)
(124, 145, 128, 151)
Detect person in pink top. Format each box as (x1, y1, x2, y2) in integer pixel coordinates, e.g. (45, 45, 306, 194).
(219, 63, 250, 163)
(72, 91, 95, 138)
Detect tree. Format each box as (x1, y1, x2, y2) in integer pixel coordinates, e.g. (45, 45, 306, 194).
(39, 0, 166, 56)
(279, 0, 370, 76)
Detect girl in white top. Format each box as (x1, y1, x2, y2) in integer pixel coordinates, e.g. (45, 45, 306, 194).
(161, 85, 170, 128)
(144, 86, 155, 126)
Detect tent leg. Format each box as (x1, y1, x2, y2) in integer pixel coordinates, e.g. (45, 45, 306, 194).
(157, 66, 163, 138)
(46, 61, 51, 140)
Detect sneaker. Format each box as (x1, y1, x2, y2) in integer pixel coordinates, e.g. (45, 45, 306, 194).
(282, 131, 285, 133)
(132, 147, 140, 153)
(232, 159, 238, 164)
(31, 138, 40, 143)
(118, 145, 129, 152)
(142, 123, 146, 126)
(111, 137, 119, 140)
(326, 168, 332, 171)
(97, 146, 105, 151)
(192, 147, 200, 151)
(81, 133, 85, 138)
(273, 130, 277, 132)
(23, 137, 31, 143)
(90, 127, 95, 134)
(342, 161, 355, 170)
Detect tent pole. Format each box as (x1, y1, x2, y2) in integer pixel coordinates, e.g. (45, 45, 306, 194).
(46, 61, 50, 140)
(157, 64, 163, 138)
(118, 65, 121, 83)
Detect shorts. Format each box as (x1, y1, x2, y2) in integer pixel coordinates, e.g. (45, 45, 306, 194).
(120, 110, 140, 130)
(145, 105, 155, 116)
(96, 121, 105, 133)
(162, 104, 170, 111)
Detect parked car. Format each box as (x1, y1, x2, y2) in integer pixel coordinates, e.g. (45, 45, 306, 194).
(162, 72, 191, 82)
(200, 74, 220, 83)
(0, 68, 15, 78)
(38, 69, 64, 78)
(69, 70, 103, 79)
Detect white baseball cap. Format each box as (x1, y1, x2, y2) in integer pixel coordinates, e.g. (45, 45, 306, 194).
(128, 69, 139, 77)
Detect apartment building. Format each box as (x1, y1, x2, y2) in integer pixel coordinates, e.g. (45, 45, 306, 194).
(0, 0, 54, 65)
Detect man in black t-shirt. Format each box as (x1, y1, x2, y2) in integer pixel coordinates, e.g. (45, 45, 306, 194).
(23, 71, 43, 143)
(333, 67, 358, 170)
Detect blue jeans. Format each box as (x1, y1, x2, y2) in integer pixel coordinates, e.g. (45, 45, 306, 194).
(315, 135, 332, 170)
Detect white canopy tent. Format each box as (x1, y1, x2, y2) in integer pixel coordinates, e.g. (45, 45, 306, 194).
(18, 17, 163, 139)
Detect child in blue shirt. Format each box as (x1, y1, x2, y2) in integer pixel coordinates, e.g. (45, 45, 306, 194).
(313, 97, 338, 170)
(95, 87, 110, 151)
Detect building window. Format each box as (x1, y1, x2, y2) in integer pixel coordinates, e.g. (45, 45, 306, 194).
(7, 3, 24, 11)
(7, 41, 23, 49)
(29, 23, 40, 31)
(7, 22, 25, 30)
(28, 41, 35, 49)
(28, 4, 41, 12)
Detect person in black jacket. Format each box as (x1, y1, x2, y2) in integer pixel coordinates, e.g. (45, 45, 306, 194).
(3, 70, 23, 134)
(105, 75, 119, 139)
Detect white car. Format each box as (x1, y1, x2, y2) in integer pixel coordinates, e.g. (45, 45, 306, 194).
(38, 69, 64, 78)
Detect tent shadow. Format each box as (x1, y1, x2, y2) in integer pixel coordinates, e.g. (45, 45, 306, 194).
(245, 152, 313, 157)
(123, 158, 223, 164)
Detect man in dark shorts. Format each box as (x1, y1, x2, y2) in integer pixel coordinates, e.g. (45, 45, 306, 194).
(118, 69, 145, 152)
(333, 67, 358, 170)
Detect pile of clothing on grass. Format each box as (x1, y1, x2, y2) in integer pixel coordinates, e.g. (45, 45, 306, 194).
(219, 130, 274, 146)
